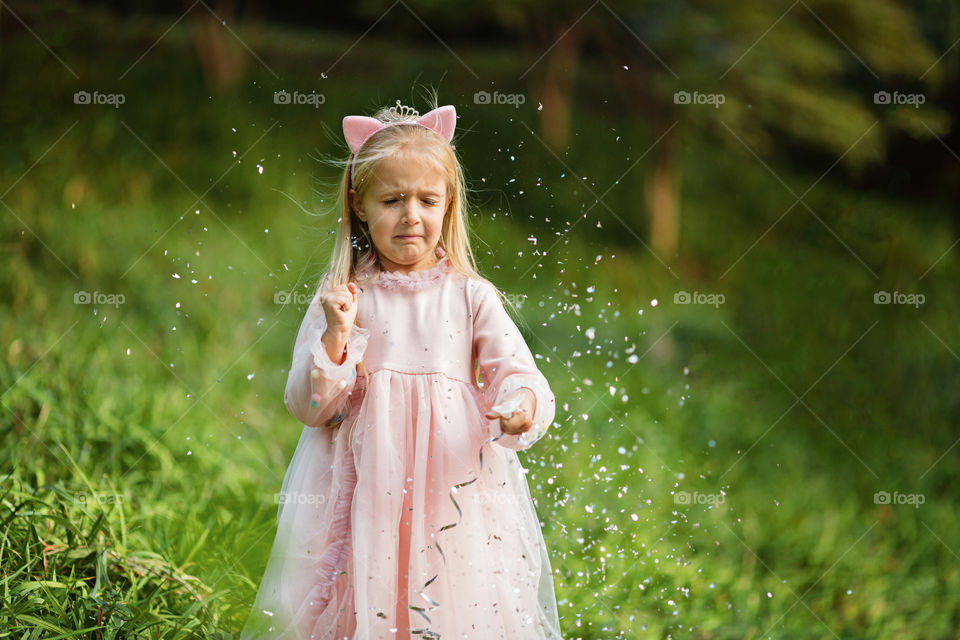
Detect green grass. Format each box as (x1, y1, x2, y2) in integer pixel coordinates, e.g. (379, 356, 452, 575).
(2, 1, 959, 637)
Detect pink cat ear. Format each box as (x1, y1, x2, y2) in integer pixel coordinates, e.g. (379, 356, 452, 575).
(417, 105, 456, 142)
(343, 116, 386, 154)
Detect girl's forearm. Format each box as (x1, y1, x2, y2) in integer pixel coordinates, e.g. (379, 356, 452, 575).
(321, 328, 350, 365)
(520, 386, 537, 415)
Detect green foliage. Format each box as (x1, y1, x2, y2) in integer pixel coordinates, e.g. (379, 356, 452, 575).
(2, 2, 958, 638)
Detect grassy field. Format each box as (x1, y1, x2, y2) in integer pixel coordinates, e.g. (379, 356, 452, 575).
(2, 2, 959, 637)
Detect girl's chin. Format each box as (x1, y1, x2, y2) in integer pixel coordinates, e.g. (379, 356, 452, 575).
(389, 244, 424, 255)
(382, 253, 435, 270)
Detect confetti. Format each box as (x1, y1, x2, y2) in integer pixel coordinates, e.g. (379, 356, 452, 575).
(491, 395, 524, 419)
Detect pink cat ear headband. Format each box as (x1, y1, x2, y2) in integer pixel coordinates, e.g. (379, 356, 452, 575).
(342, 104, 456, 185)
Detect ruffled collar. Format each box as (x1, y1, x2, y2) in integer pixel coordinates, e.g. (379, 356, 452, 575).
(372, 254, 452, 291)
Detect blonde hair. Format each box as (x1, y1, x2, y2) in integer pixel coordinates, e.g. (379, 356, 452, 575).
(319, 97, 520, 306)
(313, 96, 527, 403)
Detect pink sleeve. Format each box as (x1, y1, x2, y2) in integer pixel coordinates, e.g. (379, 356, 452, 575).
(283, 284, 370, 429)
(472, 280, 556, 451)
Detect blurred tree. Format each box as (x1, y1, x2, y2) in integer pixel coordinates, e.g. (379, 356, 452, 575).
(595, 0, 950, 258)
(899, 0, 960, 204)
(336, 0, 952, 259)
(183, 0, 264, 90)
(529, 19, 583, 150)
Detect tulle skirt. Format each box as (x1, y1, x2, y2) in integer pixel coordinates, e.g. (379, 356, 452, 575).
(239, 369, 563, 639)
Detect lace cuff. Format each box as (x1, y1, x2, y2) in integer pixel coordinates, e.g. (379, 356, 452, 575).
(488, 373, 556, 451)
(290, 321, 369, 428)
(308, 320, 370, 380)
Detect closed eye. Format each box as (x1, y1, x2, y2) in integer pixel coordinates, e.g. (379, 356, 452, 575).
(383, 198, 438, 206)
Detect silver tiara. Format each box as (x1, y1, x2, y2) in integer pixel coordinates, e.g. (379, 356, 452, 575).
(385, 100, 419, 120)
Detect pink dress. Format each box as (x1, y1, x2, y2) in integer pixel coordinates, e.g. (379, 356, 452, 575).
(240, 254, 563, 639)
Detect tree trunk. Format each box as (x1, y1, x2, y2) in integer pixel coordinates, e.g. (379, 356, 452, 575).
(645, 132, 680, 260)
(536, 24, 582, 150)
(184, 0, 249, 91)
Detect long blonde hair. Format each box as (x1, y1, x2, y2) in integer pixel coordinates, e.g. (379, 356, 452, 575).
(313, 96, 526, 397)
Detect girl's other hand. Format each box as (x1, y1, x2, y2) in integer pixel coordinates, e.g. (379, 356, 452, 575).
(485, 387, 536, 436)
(319, 282, 359, 336)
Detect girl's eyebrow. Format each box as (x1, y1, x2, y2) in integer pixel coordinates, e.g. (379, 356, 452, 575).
(377, 186, 445, 197)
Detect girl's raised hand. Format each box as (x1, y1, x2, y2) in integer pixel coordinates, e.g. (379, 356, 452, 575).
(319, 282, 359, 336)
(485, 387, 536, 436)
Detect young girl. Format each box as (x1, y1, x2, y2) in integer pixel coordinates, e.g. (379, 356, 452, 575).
(240, 101, 563, 639)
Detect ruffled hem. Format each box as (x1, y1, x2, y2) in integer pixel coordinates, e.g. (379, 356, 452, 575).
(374, 254, 451, 291)
(241, 372, 564, 639)
(308, 448, 357, 613)
(485, 373, 555, 451)
(308, 322, 370, 380)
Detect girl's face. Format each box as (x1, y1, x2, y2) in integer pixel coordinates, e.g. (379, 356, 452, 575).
(351, 151, 449, 275)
